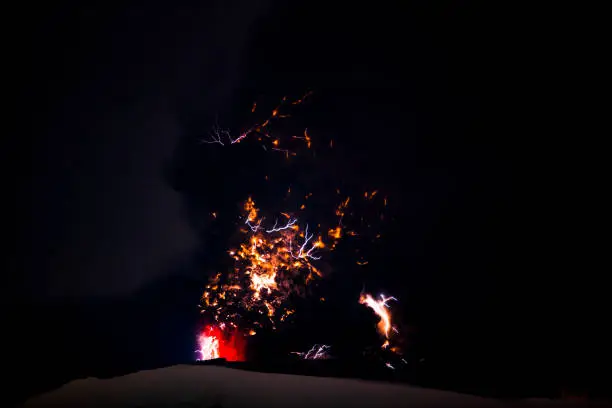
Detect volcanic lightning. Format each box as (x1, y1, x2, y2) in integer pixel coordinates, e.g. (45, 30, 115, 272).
(200, 92, 313, 156)
(197, 190, 390, 360)
(291, 344, 332, 360)
(195, 327, 220, 361)
(196, 92, 396, 363)
(359, 292, 397, 347)
(195, 325, 246, 362)
(201, 197, 343, 335)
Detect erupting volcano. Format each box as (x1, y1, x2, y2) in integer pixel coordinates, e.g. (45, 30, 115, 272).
(195, 94, 398, 364)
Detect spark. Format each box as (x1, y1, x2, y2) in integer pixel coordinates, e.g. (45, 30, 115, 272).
(292, 128, 312, 148)
(280, 309, 294, 322)
(290, 90, 313, 105)
(272, 147, 291, 158)
(292, 344, 331, 360)
(336, 197, 350, 222)
(364, 190, 378, 200)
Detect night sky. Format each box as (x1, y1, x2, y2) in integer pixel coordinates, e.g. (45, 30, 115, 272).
(4, 1, 604, 405)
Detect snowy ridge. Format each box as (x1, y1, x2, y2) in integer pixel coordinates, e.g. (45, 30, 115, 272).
(24, 365, 600, 407)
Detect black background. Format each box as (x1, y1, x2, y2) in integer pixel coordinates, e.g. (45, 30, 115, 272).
(4, 1, 604, 405)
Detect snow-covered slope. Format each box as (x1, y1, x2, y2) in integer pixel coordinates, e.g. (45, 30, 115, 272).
(23, 365, 596, 408)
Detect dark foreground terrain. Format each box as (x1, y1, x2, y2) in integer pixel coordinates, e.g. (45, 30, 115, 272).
(23, 363, 607, 408)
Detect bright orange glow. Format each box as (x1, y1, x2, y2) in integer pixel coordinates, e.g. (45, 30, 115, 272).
(200, 197, 348, 333)
(359, 292, 397, 343)
(328, 227, 342, 239)
(244, 196, 259, 223)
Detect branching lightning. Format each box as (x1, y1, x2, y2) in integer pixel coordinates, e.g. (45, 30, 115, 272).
(201, 197, 339, 334)
(199, 92, 313, 157)
(291, 344, 332, 360)
(266, 218, 298, 233)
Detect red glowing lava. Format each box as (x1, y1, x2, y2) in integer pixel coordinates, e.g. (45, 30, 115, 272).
(196, 325, 246, 362)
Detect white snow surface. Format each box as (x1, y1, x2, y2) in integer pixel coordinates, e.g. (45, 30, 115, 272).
(24, 365, 597, 408)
